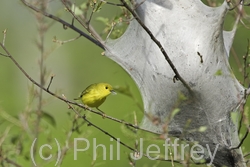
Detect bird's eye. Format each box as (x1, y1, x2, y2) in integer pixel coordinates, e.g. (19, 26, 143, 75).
(105, 86, 108, 89)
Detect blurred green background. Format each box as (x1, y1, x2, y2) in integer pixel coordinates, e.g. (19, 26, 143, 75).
(0, 0, 249, 167)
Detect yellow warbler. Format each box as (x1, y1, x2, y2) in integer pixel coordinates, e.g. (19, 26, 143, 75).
(74, 83, 116, 112)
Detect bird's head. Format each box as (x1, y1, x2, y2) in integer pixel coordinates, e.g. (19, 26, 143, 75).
(98, 83, 116, 97)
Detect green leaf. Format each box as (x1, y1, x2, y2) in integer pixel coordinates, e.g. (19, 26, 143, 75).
(171, 108, 180, 119)
(198, 126, 207, 132)
(0, 109, 22, 127)
(96, 17, 109, 25)
(71, 4, 83, 16)
(214, 69, 222, 76)
(42, 111, 56, 127)
(80, 2, 87, 10)
(178, 91, 187, 101)
(11, 135, 20, 144)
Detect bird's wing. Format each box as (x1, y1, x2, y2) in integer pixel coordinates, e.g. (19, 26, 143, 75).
(81, 84, 97, 97)
(74, 85, 92, 100)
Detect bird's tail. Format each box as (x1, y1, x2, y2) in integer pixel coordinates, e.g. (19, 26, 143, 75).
(74, 97, 81, 100)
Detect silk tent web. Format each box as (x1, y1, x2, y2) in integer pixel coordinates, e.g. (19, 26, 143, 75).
(105, 0, 246, 166)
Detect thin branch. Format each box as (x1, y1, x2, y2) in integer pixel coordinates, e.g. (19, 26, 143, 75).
(243, 39, 249, 86)
(86, 2, 95, 26)
(53, 35, 81, 45)
(231, 125, 249, 149)
(129, 111, 139, 166)
(2, 29, 7, 46)
(0, 30, 8, 57)
(228, 0, 243, 11)
(46, 75, 54, 91)
(81, 114, 182, 164)
(105, 22, 115, 41)
(19, 0, 105, 50)
(2, 157, 22, 167)
(238, 89, 247, 134)
(244, 152, 250, 158)
(120, 0, 192, 93)
(101, 0, 124, 7)
(61, 0, 103, 43)
(0, 52, 8, 57)
(238, 39, 250, 134)
(85, 120, 135, 151)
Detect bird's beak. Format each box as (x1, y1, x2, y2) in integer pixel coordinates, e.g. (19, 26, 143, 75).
(110, 89, 117, 95)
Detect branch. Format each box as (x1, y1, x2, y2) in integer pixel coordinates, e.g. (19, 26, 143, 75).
(231, 125, 249, 149)
(120, 0, 192, 93)
(238, 40, 250, 134)
(244, 152, 250, 158)
(60, 0, 104, 44)
(2, 157, 22, 167)
(19, 0, 105, 50)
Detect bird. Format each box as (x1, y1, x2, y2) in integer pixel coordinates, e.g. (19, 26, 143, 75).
(74, 83, 116, 114)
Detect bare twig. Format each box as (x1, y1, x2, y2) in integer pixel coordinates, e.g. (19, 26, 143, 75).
(101, 0, 124, 7)
(244, 152, 250, 158)
(242, 39, 249, 87)
(19, 0, 104, 50)
(61, 0, 103, 43)
(238, 40, 250, 134)
(2, 29, 7, 46)
(2, 157, 22, 167)
(53, 35, 81, 45)
(86, 1, 95, 26)
(129, 111, 138, 166)
(228, 0, 243, 11)
(105, 22, 115, 41)
(47, 75, 54, 91)
(0, 30, 8, 57)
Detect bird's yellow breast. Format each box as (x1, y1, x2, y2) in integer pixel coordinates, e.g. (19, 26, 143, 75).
(82, 91, 106, 107)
